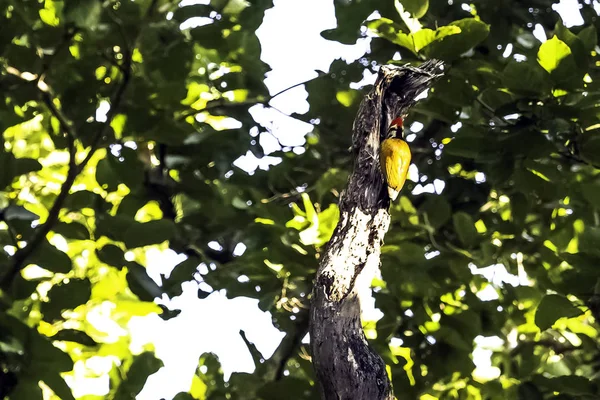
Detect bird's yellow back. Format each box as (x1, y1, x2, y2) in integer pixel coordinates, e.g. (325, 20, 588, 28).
(380, 138, 411, 200)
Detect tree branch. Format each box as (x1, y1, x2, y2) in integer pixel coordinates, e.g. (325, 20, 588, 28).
(309, 61, 444, 400)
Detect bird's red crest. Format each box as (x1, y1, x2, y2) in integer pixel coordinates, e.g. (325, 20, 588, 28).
(390, 117, 404, 129)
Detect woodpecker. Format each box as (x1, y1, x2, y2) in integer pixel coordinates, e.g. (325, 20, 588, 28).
(380, 116, 411, 201)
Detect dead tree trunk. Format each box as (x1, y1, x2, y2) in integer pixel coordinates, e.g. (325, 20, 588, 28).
(310, 61, 444, 400)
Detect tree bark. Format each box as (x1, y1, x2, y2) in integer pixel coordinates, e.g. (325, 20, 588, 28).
(310, 61, 444, 400)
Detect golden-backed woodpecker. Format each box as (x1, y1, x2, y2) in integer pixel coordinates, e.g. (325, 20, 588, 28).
(380, 117, 411, 201)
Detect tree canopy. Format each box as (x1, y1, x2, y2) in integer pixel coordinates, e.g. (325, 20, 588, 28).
(1, 0, 600, 399)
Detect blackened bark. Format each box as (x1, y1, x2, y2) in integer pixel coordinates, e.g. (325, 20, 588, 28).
(310, 61, 444, 400)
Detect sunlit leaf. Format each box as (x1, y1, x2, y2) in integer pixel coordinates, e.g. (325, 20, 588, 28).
(538, 37, 569, 73)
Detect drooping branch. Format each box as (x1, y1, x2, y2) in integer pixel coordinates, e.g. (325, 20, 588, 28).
(310, 61, 443, 400)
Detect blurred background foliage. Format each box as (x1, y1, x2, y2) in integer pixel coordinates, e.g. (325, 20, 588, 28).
(1, 0, 600, 399)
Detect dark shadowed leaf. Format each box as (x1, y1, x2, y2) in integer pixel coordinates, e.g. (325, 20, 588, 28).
(453, 212, 478, 247)
(53, 222, 90, 240)
(96, 244, 126, 269)
(535, 294, 583, 330)
(42, 279, 92, 322)
(113, 352, 163, 400)
(126, 262, 162, 302)
(123, 219, 177, 248)
(420, 195, 451, 229)
(30, 241, 72, 274)
(7, 378, 43, 400)
(1, 205, 39, 222)
(164, 257, 201, 297)
(63, 0, 102, 29)
(401, 0, 429, 18)
(50, 329, 98, 347)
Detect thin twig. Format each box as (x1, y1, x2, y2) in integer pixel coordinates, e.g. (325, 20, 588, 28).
(177, 75, 323, 121)
(176, 98, 266, 120)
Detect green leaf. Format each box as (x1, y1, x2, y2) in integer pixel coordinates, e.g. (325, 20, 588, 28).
(96, 244, 126, 269)
(503, 61, 551, 95)
(96, 214, 134, 243)
(113, 352, 163, 400)
(53, 222, 90, 240)
(126, 262, 162, 302)
(164, 257, 201, 297)
(537, 35, 579, 85)
(42, 279, 91, 322)
(518, 382, 543, 400)
(531, 374, 595, 395)
(433, 77, 476, 107)
(413, 26, 461, 53)
(123, 219, 177, 248)
(95, 157, 119, 193)
(444, 137, 482, 159)
(11, 275, 42, 300)
(579, 226, 600, 257)
(383, 242, 425, 263)
(30, 241, 72, 274)
(8, 379, 43, 400)
(13, 158, 42, 176)
(425, 19, 490, 60)
(579, 132, 600, 166)
(452, 212, 478, 247)
(315, 168, 348, 201)
(316, 204, 339, 246)
(63, 0, 102, 29)
(39, 371, 76, 400)
(578, 25, 597, 52)
(0, 150, 14, 189)
(511, 192, 529, 226)
(478, 89, 518, 110)
(436, 326, 472, 351)
(64, 190, 104, 211)
(534, 294, 583, 330)
(400, 0, 428, 18)
(420, 195, 451, 229)
(97, 147, 146, 192)
(172, 4, 215, 23)
(30, 329, 74, 372)
(367, 18, 414, 52)
(257, 377, 316, 400)
(173, 393, 196, 400)
(1, 205, 39, 222)
(580, 183, 600, 207)
(0, 152, 43, 189)
(50, 329, 98, 346)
